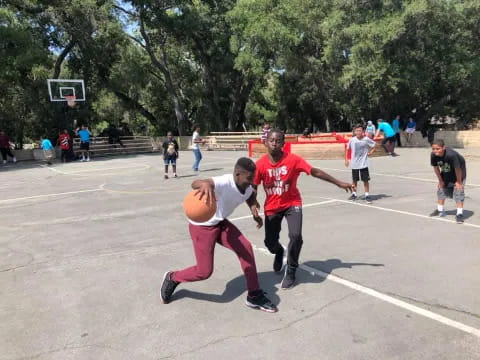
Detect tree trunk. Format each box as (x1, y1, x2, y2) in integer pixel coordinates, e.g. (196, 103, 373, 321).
(139, 16, 187, 135)
(228, 76, 253, 131)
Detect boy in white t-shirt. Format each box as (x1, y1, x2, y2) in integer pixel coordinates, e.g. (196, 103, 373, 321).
(161, 157, 278, 312)
(345, 124, 376, 203)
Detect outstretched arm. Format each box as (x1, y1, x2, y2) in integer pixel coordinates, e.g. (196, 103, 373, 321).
(311, 167, 354, 192)
(192, 178, 215, 206)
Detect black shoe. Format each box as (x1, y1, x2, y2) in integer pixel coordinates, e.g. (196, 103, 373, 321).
(430, 209, 446, 217)
(160, 271, 179, 304)
(281, 266, 297, 290)
(365, 195, 372, 204)
(273, 247, 284, 273)
(246, 290, 278, 313)
(456, 214, 464, 224)
(348, 194, 357, 201)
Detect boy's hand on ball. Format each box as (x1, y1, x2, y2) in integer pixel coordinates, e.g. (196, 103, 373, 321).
(195, 183, 215, 206)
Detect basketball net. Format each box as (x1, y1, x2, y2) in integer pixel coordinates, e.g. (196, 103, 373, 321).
(64, 95, 76, 108)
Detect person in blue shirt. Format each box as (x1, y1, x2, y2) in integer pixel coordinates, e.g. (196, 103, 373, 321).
(375, 119, 397, 156)
(41, 137, 54, 165)
(391, 115, 402, 147)
(75, 125, 91, 162)
(405, 117, 416, 145)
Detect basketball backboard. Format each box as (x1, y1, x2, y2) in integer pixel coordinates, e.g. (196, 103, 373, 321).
(47, 79, 86, 102)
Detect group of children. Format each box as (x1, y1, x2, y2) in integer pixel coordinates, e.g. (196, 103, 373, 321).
(38, 126, 91, 165)
(161, 124, 468, 313)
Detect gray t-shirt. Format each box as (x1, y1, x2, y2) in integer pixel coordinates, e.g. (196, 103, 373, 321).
(347, 136, 376, 169)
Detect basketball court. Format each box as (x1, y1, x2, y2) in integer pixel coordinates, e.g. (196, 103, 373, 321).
(1, 148, 479, 359)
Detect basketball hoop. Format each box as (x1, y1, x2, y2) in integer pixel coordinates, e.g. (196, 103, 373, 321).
(64, 95, 76, 108)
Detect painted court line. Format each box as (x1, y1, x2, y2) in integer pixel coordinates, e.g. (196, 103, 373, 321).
(46, 164, 150, 175)
(229, 200, 337, 222)
(230, 199, 480, 338)
(0, 188, 104, 204)
(321, 167, 480, 188)
(299, 263, 480, 338)
(324, 197, 480, 230)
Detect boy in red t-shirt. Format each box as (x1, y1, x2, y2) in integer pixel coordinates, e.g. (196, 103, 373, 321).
(57, 129, 71, 163)
(252, 129, 353, 289)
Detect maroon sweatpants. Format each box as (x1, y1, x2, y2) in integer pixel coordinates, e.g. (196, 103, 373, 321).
(171, 220, 260, 293)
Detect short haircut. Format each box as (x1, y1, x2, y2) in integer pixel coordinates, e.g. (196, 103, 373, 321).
(354, 124, 363, 130)
(432, 139, 445, 147)
(235, 157, 256, 173)
(167, 131, 173, 136)
(267, 128, 284, 139)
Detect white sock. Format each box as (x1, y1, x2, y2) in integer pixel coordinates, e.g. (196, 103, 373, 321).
(437, 205, 444, 212)
(352, 191, 357, 196)
(365, 192, 369, 196)
(457, 208, 463, 215)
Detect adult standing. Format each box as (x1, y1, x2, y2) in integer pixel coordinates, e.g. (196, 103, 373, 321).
(0, 130, 16, 164)
(191, 124, 205, 172)
(391, 115, 402, 147)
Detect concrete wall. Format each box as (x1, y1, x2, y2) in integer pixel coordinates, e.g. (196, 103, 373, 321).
(398, 130, 480, 148)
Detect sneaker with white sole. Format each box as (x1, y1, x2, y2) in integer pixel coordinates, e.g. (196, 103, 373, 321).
(246, 290, 278, 313)
(160, 271, 179, 304)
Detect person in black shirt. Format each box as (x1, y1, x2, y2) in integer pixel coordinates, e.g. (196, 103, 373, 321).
(429, 139, 467, 223)
(162, 131, 179, 179)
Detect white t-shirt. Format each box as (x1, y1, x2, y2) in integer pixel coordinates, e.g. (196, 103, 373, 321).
(189, 174, 253, 226)
(347, 136, 376, 169)
(192, 131, 200, 150)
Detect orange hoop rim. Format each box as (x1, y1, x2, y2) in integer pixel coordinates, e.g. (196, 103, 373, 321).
(64, 95, 76, 108)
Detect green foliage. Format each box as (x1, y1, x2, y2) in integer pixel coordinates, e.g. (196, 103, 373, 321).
(1, 0, 480, 144)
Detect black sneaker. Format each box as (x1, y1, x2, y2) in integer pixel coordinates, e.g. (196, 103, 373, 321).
(365, 195, 372, 204)
(348, 194, 357, 201)
(456, 214, 464, 224)
(164, 175, 169, 179)
(281, 266, 297, 290)
(246, 290, 278, 313)
(273, 247, 284, 273)
(430, 209, 446, 217)
(160, 271, 179, 304)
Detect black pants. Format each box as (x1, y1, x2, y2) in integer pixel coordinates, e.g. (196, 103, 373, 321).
(61, 149, 69, 162)
(395, 133, 402, 147)
(1, 148, 14, 161)
(264, 206, 303, 268)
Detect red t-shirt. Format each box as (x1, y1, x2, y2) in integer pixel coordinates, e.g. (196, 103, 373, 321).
(254, 152, 312, 215)
(58, 134, 70, 150)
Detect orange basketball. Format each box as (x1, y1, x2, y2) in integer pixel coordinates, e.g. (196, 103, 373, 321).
(182, 190, 216, 222)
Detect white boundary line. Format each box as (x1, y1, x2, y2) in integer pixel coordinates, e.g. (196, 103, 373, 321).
(324, 197, 480, 230)
(321, 167, 480, 188)
(229, 199, 480, 338)
(0, 188, 104, 204)
(46, 164, 151, 175)
(298, 263, 480, 338)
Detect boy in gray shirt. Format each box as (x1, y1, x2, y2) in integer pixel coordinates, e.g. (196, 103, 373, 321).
(345, 125, 376, 203)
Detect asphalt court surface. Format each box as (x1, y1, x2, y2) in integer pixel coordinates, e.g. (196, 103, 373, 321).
(1, 148, 479, 359)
